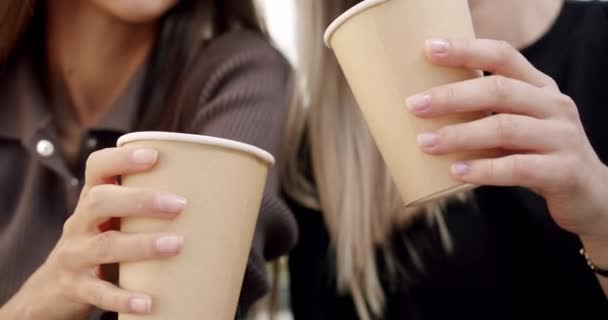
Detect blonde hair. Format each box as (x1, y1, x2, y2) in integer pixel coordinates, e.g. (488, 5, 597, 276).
(280, 1, 456, 319)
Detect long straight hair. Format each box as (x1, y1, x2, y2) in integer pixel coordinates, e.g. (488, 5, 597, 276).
(281, 1, 455, 319)
(0, 0, 265, 131)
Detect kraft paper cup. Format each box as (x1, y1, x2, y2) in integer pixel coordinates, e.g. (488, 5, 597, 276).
(117, 131, 273, 320)
(325, 0, 496, 207)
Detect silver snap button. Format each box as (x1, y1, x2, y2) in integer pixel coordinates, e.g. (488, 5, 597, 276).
(86, 137, 98, 149)
(70, 178, 79, 188)
(36, 139, 55, 157)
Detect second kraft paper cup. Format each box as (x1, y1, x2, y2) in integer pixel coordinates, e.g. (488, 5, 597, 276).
(117, 131, 273, 320)
(325, 0, 497, 207)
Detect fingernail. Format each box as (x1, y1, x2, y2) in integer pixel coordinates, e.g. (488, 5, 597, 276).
(426, 39, 450, 56)
(155, 193, 187, 213)
(155, 236, 184, 254)
(406, 94, 431, 112)
(131, 149, 158, 165)
(452, 162, 471, 177)
(129, 296, 151, 313)
(417, 133, 439, 148)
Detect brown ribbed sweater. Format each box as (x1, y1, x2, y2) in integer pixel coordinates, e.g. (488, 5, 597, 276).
(0, 30, 297, 318)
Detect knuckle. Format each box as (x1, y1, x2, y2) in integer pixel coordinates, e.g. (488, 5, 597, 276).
(62, 217, 77, 235)
(51, 242, 75, 269)
(57, 272, 77, 297)
(431, 85, 455, 107)
(53, 243, 71, 263)
(84, 151, 101, 176)
(102, 289, 125, 311)
(457, 39, 475, 56)
(87, 282, 106, 306)
(139, 235, 156, 259)
(123, 234, 153, 260)
(84, 185, 108, 213)
(544, 76, 559, 89)
(556, 93, 579, 119)
(461, 39, 473, 52)
(555, 93, 574, 108)
(92, 231, 117, 262)
(84, 280, 131, 312)
(483, 159, 497, 181)
(84, 148, 115, 185)
(495, 40, 515, 63)
(489, 75, 511, 101)
(495, 114, 517, 144)
(85, 152, 97, 170)
(562, 122, 583, 145)
(511, 156, 535, 182)
(560, 155, 580, 184)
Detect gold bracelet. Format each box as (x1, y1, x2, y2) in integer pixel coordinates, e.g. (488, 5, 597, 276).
(580, 248, 608, 277)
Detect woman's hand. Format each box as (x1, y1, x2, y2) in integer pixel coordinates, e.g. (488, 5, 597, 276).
(406, 38, 608, 243)
(4, 147, 186, 319)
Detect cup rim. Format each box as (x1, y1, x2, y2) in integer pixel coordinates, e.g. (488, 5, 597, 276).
(117, 131, 275, 165)
(323, 0, 389, 48)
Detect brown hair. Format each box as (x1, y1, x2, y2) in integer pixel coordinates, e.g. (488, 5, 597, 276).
(0, 0, 265, 131)
(131, 0, 266, 131)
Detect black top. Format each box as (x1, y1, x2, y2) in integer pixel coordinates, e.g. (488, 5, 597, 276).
(288, 1, 608, 319)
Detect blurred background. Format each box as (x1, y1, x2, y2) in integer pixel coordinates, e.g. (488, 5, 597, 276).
(250, 2, 295, 319)
(259, 0, 297, 65)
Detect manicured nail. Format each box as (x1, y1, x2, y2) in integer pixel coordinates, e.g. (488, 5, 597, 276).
(155, 236, 184, 254)
(406, 94, 431, 112)
(155, 193, 187, 213)
(129, 296, 152, 313)
(426, 39, 450, 56)
(131, 149, 158, 165)
(417, 133, 439, 148)
(452, 162, 471, 176)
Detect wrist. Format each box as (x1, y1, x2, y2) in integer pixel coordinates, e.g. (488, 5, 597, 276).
(581, 163, 608, 238)
(6, 266, 70, 320)
(1, 292, 38, 320)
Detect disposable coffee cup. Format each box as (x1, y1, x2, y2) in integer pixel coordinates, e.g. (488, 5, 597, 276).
(324, 0, 496, 207)
(116, 132, 274, 320)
